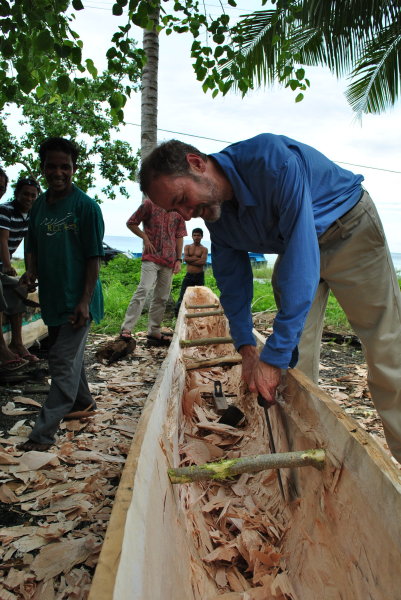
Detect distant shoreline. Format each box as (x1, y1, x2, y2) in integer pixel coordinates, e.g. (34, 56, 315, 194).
(104, 234, 401, 273)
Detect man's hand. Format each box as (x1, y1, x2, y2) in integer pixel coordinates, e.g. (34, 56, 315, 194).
(19, 271, 37, 292)
(239, 344, 281, 404)
(143, 234, 156, 255)
(69, 301, 90, 329)
(173, 260, 182, 274)
(3, 266, 17, 276)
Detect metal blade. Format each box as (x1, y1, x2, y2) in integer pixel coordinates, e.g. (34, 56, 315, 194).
(258, 394, 285, 501)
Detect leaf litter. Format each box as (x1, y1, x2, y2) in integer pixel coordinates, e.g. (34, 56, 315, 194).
(0, 332, 167, 599)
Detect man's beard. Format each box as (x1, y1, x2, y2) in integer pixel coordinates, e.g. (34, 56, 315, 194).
(191, 176, 222, 222)
(203, 203, 222, 222)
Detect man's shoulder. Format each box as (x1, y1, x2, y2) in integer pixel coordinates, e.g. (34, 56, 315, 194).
(71, 185, 97, 205)
(133, 198, 153, 219)
(70, 186, 103, 219)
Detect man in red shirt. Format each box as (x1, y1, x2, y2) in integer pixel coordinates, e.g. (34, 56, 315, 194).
(120, 198, 187, 345)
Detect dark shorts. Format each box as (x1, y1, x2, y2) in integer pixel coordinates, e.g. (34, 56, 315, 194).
(0, 274, 27, 315)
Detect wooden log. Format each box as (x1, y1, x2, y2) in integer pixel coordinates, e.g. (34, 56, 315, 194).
(168, 449, 326, 483)
(185, 309, 224, 318)
(185, 303, 219, 309)
(184, 354, 242, 371)
(180, 336, 233, 348)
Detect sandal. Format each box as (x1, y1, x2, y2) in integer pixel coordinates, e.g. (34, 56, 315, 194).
(0, 357, 29, 372)
(146, 334, 171, 347)
(20, 352, 40, 363)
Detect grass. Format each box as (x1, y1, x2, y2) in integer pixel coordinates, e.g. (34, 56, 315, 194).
(94, 255, 353, 336)
(13, 254, 400, 337)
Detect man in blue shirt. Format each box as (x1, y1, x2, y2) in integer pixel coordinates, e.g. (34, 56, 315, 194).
(139, 134, 401, 465)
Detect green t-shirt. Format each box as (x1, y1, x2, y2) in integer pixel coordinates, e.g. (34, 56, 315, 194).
(27, 185, 104, 326)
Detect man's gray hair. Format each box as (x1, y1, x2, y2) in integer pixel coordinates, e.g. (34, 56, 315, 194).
(139, 139, 207, 194)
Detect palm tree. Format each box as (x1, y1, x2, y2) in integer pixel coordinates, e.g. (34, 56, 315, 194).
(223, 0, 401, 116)
(140, 3, 160, 161)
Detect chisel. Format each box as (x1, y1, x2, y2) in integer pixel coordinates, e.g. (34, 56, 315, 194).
(257, 393, 285, 500)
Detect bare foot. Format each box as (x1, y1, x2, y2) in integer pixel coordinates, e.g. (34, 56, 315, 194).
(0, 346, 19, 364)
(17, 440, 53, 452)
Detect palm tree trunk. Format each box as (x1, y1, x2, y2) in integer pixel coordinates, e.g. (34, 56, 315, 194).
(141, 3, 160, 161)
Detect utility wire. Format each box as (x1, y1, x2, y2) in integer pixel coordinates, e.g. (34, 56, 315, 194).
(126, 122, 401, 175)
(79, 3, 401, 176)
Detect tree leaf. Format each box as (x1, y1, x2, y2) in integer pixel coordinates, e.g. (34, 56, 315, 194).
(36, 30, 54, 51)
(109, 91, 125, 109)
(17, 72, 37, 94)
(57, 74, 71, 93)
(112, 3, 123, 16)
(36, 86, 46, 99)
(72, 0, 84, 9)
(86, 58, 98, 78)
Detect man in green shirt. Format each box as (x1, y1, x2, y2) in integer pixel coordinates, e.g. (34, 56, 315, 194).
(18, 137, 104, 451)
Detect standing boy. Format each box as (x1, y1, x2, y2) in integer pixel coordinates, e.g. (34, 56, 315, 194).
(175, 227, 208, 316)
(18, 137, 104, 451)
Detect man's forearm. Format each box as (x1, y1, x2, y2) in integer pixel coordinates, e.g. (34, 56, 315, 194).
(25, 253, 37, 279)
(127, 222, 146, 240)
(80, 256, 101, 304)
(176, 237, 184, 260)
(186, 257, 206, 266)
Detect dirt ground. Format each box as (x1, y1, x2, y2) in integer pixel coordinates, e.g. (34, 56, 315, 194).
(0, 324, 397, 598)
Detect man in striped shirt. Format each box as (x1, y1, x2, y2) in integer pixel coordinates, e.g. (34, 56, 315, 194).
(0, 176, 40, 368)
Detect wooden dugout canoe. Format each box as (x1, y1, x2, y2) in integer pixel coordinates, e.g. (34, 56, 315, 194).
(90, 286, 401, 600)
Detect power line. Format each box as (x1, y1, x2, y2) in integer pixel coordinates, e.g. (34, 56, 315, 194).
(125, 122, 401, 175)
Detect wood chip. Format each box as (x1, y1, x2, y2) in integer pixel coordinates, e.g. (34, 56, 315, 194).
(31, 535, 99, 581)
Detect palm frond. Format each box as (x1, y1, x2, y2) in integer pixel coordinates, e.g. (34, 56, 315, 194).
(219, 1, 401, 115)
(346, 23, 401, 115)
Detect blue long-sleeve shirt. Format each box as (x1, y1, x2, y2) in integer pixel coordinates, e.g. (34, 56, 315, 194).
(207, 134, 363, 369)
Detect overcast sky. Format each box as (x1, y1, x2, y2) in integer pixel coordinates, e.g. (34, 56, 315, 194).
(6, 1, 401, 252)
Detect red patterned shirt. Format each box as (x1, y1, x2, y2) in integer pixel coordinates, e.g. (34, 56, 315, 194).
(127, 199, 187, 268)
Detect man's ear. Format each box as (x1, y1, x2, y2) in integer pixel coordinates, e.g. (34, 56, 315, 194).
(186, 153, 207, 174)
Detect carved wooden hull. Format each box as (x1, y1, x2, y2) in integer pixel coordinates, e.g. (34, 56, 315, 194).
(2, 291, 47, 348)
(90, 286, 401, 600)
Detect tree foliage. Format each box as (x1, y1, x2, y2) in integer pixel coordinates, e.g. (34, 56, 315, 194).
(1, 0, 400, 145)
(1, 72, 140, 200)
(208, 0, 401, 116)
(0, 0, 144, 123)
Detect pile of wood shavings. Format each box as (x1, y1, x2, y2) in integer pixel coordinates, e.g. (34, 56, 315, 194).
(177, 368, 296, 600)
(177, 293, 297, 600)
(0, 333, 166, 600)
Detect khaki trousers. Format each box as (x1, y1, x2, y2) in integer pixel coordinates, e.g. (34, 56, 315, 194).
(294, 191, 401, 463)
(122, 260, 173, 336)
